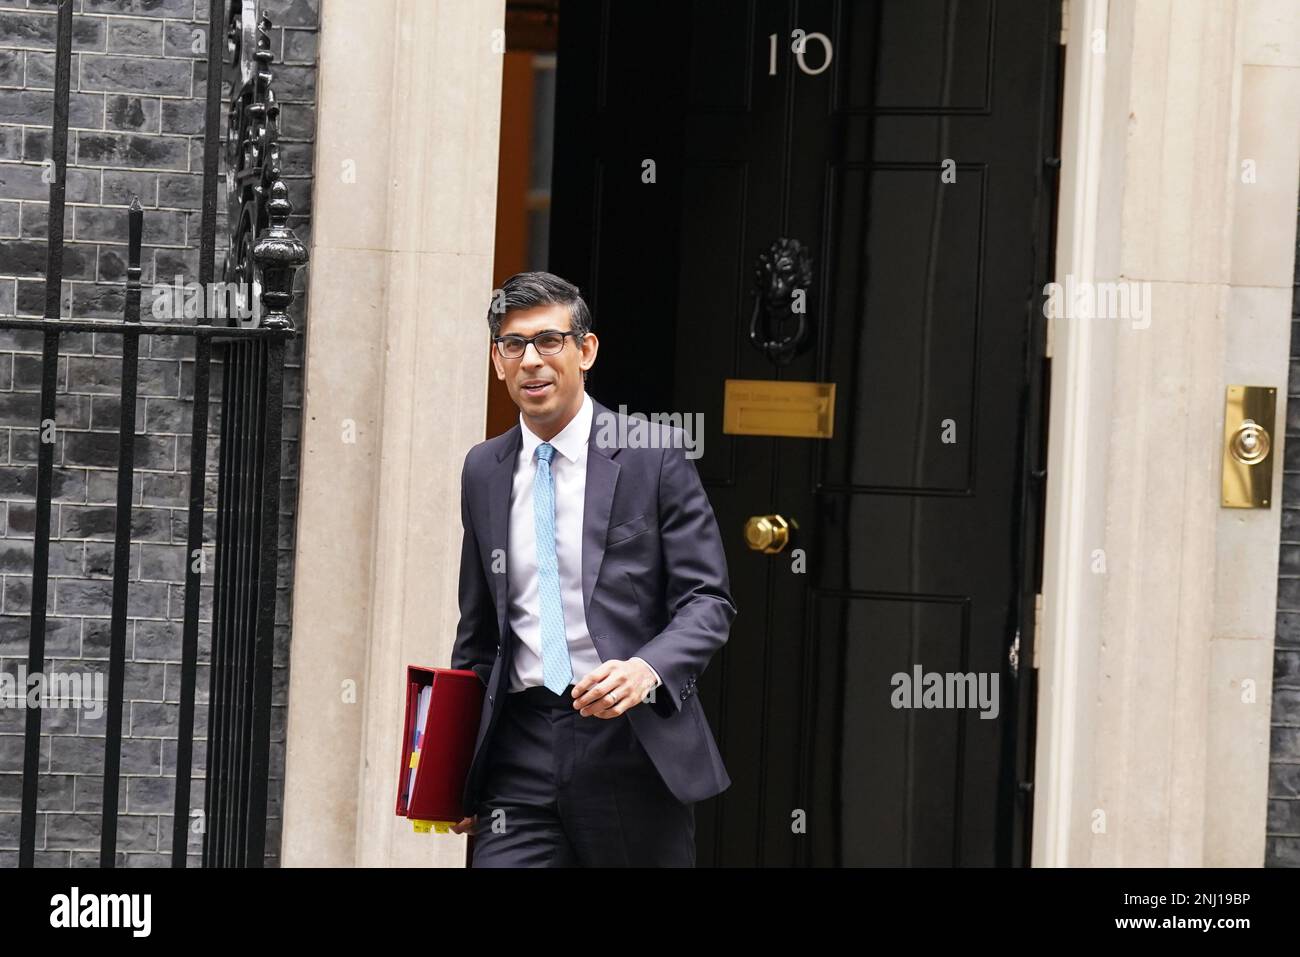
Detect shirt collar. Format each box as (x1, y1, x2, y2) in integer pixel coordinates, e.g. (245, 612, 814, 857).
(519, 391, 592, 465)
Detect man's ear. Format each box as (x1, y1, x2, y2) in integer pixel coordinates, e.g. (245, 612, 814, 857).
(579, 331, 599, 373)
(491, 347, 505, 380)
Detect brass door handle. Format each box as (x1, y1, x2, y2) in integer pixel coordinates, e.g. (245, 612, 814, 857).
(745, 514, 794, 554)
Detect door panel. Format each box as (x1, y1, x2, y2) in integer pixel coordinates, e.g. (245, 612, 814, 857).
(551, 0, 1057, 866)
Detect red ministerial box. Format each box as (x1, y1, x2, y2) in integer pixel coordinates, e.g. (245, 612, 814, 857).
(395, 666, 484, 834)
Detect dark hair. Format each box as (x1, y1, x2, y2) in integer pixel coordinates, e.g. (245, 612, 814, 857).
(487, 271, 592, 340)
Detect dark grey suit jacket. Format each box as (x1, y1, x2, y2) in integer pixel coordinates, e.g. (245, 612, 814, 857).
(451, 398, 736, 811)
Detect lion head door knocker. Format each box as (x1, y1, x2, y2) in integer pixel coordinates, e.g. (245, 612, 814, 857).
(748, 238, 815, 365)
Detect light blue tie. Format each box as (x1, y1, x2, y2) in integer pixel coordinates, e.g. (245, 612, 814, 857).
(534, 442, 573, 694)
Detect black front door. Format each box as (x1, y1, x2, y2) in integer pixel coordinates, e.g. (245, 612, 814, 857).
(550, 0, 1059, 866)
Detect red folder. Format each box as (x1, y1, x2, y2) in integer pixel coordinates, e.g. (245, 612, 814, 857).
(395, 666, 484, 834)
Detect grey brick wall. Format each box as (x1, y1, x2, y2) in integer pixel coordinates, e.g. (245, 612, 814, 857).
(0, 0, 316, 867)
(1272, 174, 1300, 867)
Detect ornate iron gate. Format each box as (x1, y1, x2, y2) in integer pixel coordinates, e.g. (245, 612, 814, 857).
(9, 0, 305, 868)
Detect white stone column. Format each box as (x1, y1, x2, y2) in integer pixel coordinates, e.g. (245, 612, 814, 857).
(1036, 0, 1300, 866)
(1205, 0, 1300, 866)
(279, 0, 503, 867)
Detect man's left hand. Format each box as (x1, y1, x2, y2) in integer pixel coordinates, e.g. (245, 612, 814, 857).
(572, 659, 657, 718)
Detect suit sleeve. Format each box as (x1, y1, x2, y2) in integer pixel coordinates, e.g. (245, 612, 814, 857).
(450, 455, 499, 688)
(633, 440, 737, 716)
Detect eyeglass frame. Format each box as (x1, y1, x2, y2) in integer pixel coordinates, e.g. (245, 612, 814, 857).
(492, 329, 585, 359)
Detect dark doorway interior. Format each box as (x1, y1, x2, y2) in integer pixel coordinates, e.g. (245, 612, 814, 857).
(488, 2, 561, 439)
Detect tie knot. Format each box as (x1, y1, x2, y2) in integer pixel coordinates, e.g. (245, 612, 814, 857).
(536, 442, 555, 464)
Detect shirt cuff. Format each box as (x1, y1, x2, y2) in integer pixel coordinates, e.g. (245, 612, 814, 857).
(630, 656, 662, 689)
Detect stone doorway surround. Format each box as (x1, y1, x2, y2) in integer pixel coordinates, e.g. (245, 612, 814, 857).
(1036, 0, 1300, 866)
(280, 0, 504, 867)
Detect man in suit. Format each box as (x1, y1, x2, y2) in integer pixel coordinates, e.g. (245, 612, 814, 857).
(449, 270, 736, 867)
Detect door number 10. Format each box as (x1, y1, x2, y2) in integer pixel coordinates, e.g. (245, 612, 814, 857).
(768, 30, 833, 76)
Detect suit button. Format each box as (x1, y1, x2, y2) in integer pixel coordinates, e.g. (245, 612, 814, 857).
(489, 694, 494, 704)
(496, 644, 501, 656)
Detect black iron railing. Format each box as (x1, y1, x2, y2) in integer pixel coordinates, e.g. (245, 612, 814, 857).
(11, 0, 305, 868)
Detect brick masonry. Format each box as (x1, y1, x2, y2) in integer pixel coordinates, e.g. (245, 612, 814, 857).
(0, 0, 317, 867)
(1271, 174, 1300, 867)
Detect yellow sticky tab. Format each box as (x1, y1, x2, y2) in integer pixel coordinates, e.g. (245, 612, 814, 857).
(410, 819, 456, 835)
(408, 749, 419, 769)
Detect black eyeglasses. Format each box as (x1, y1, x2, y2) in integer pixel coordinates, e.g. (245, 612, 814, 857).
(493, 330, 583, 359)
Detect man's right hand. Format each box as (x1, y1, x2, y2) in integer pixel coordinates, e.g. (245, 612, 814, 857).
(450, 815, 477, 835)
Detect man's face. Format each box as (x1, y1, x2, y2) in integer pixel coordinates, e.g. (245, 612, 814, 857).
(492, 303, 598, 438)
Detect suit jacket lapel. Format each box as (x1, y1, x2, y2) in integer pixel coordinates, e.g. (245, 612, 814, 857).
(488, 424, 520, 639)
(583, 399, 621, 622)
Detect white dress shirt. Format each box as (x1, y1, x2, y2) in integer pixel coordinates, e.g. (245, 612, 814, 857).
(507, 391, 661, 695)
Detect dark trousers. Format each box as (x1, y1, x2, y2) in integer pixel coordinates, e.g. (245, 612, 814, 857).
(470, 684, 695, 867)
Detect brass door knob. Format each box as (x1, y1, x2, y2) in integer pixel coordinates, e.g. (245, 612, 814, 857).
(745, 514, 793, 554)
